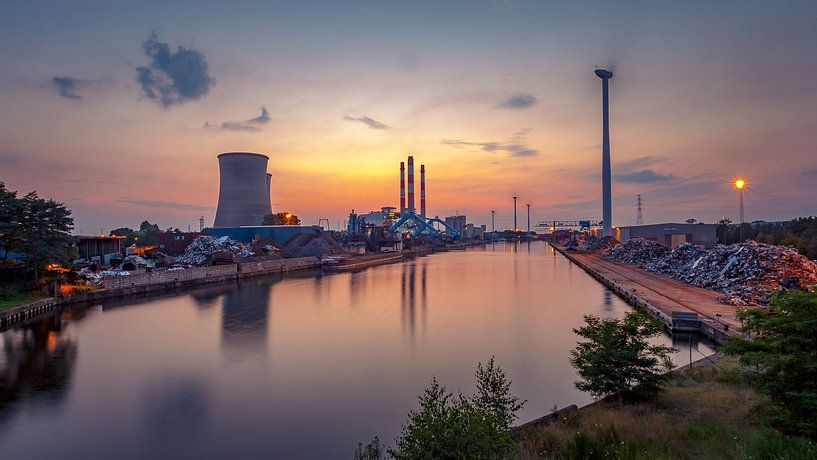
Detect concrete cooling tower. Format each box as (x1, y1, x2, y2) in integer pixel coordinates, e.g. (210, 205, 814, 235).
(213, 152, 272, 228)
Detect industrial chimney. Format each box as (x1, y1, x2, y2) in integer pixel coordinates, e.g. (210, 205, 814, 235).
(595, 68, 614, 237)
(407, 156, 415, 214)
(400, 161, 405, 214)
(420, 164, 426, 219)
(213, 152, 272, 228)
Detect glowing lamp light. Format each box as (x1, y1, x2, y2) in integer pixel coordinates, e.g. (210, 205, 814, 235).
(734, 179, 745, 190)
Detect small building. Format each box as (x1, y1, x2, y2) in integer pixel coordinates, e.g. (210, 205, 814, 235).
(157, 231, 202, 255)
(75, 235, 126, 260)
(616, 223, 717, 249)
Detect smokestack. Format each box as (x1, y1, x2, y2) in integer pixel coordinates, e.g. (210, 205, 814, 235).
(420, 164, 426, 219)
(595, 68, 614, 237)
(400, 161, 405, 213)
(407, 156, 415, 214)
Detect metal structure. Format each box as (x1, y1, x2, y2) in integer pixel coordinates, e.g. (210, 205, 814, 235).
(636, 194, 644, 225)
(213, 152, 272, 228)
(407, 156, 415, 213)
(491, 210, 495, 232)
(317, 218, 330, 230)
(595, 68, 614, 237)
(535, 220, 602, 231)
(512, 195, 518, 231)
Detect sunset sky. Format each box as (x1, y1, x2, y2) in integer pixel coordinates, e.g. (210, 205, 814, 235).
(1, 0, 815, 234)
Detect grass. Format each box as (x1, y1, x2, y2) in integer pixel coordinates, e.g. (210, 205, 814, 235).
(0, 290, 44, 312)
(517, 356, 817, 459)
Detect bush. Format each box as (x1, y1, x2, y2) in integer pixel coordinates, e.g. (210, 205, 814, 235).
(388, 357, 525, 459)
(570, 311, 677, 402)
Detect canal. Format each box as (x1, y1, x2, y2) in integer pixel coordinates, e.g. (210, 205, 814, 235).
(0, 242, 714, 459)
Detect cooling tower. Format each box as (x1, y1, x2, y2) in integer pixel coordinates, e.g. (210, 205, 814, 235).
(213, 152, 272, 228)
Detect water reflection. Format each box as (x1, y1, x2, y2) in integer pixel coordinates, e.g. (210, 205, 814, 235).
(221, 279, 271, 350)
(0, 314, 76, 427)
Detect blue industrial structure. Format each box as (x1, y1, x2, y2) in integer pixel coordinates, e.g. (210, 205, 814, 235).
(203, 225, 321, 244)
(389, 212, 460, 239)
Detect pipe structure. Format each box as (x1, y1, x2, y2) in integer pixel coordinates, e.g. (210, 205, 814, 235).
(595, 68, 614, 237)
(400, 161, 405, 213)
(420, 164, 426, 219)
(407, 156, 415, 213)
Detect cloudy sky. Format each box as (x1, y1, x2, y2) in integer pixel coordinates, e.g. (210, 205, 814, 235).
(1, 0, 815, 234)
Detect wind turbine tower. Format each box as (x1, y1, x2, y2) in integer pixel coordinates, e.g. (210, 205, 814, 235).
(595, 68, 614, 237)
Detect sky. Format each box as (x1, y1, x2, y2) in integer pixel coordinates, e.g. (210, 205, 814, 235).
(1, 0, 815, 234)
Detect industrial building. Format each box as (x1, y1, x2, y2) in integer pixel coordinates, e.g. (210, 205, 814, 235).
(616, 223, 717, 249)
(444, 215, 466, 236)
(75, 235, 126, 260)
(213, 152, 273, 228)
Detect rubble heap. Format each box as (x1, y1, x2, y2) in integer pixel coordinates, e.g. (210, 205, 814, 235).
(604, 240, 817, 305)
(585, 236, 620, 251)
(178, 235, 253, 265)
(282, 232, 344, 259)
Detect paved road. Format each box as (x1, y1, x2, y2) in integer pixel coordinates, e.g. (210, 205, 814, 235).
(570, 251, 741, 332)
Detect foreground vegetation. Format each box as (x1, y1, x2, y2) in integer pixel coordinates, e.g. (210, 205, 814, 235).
(518, 357, 816, 459)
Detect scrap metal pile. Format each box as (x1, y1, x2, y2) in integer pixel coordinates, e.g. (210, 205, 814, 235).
(177, 235, 253, 265)
(585, 236, 620, 252)
(604, 240, 817, 305)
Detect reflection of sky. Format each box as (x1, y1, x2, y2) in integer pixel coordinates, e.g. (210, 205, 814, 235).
(1, 1, 815, 233)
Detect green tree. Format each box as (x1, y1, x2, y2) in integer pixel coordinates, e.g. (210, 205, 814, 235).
(725, 292, 817, 439)
(262, 212, 301, 225)
(389, 357, 525, 459)
(570, 312, 676, 403)
(16, 191, 74, 286)
(0, 182, 22, 270)
(110, 227, 136, 246)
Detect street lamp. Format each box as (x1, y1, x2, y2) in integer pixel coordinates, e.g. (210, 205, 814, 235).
(734, 179, 746, 242)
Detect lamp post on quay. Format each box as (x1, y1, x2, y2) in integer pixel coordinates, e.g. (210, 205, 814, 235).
(734, 179, 746, 242)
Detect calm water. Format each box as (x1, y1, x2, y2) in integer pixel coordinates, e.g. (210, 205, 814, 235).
(0, 242, 714, 459)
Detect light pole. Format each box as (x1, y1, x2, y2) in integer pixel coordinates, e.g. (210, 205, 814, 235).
(512, 196, 518, 231)
(734, 179, 745, 242)
(491, 210, 495, 232)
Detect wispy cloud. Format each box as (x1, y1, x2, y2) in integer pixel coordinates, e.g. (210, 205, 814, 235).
(135, 33, 215, 107)
(207, 106, 271, 132)
(441, 139, 538, 157)
(50, 76, 90, 99)
(63, 178, 132, 188)
(500, 93, 537, 109)
(614, 169, 676, 183)
(343, 115, 389, 130)
(120, 199, 212, 211)
(803, 168, 817, 176)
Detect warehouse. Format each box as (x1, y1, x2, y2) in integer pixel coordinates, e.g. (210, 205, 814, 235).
(616, 223, 717, 249)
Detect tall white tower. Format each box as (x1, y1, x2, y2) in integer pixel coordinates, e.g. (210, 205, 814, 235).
(595, 68, 614, 237)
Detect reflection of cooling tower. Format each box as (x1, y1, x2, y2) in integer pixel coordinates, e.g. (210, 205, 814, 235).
(214, 152, 272, 228)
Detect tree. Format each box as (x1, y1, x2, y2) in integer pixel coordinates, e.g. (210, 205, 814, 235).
(685, 218, 697, 224)
(262, 212, 301, 226)
(0, 182, 22, 270)
(724, 292, 817, 439)
(570, 312, 676, 403)
(16, 191, 74, 286)
(389, 357, 525, 459)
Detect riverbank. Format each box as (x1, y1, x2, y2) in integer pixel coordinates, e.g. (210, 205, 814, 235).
(553, 244, 737, 344)
(515, 355, 817, 459)
(0, 256, 320, 329)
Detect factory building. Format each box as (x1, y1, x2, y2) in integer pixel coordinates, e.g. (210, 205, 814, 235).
(616, 223, 717, 249)
(75, 235, 126, 260)
(444, 215, 466, 236)
(213, 152, 273, 228)
(157, 231, 201, 255)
